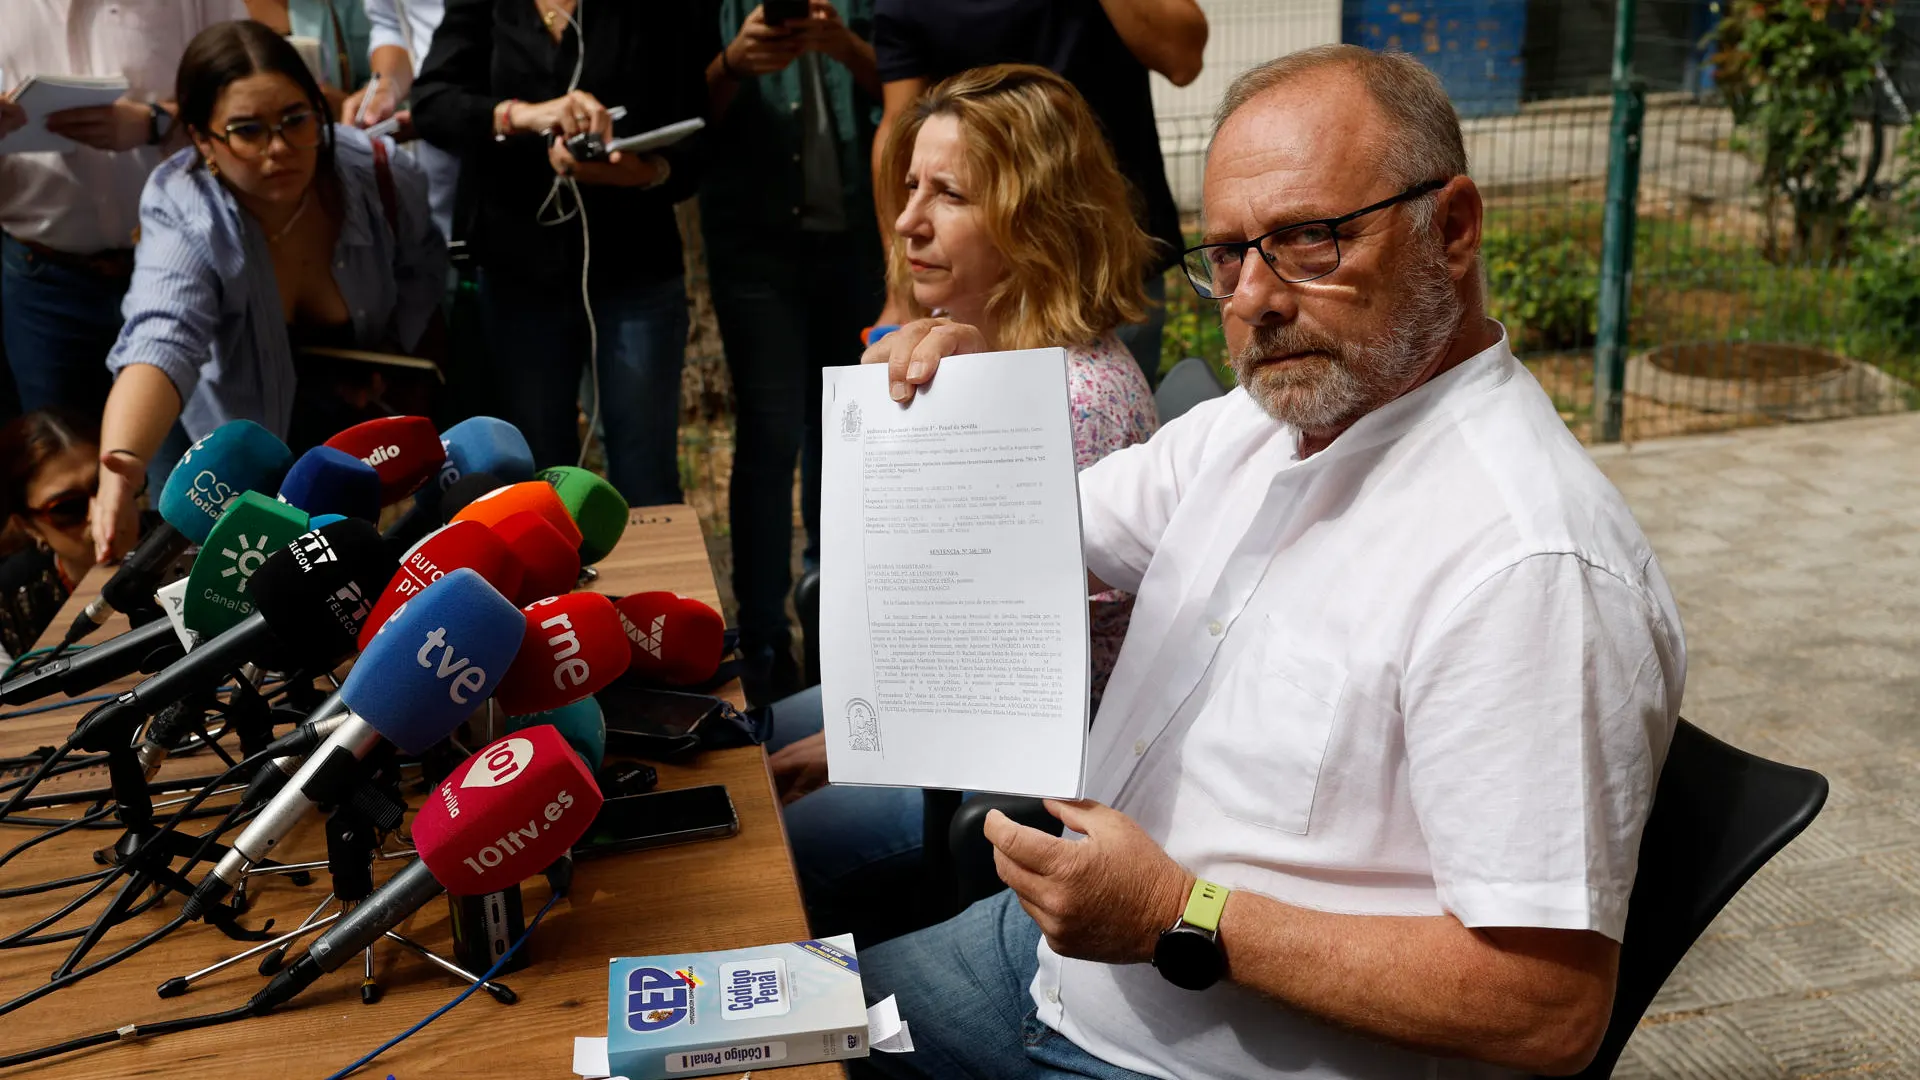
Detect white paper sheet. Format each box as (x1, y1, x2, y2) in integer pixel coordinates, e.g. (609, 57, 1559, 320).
(0, 75, 129, 155)
(819, 349, 1088, 798)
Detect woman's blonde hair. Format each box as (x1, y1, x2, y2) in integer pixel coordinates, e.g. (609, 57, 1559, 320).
(879, 64, 1156, 351)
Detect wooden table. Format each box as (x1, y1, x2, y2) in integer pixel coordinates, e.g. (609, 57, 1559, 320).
(0, 507, 839, 1079)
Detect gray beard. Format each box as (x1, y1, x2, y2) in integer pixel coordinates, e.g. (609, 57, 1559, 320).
(1229, 244, 1462, 433)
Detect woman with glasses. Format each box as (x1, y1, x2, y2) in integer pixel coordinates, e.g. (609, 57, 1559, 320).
(91, 19, 447, 562)
(0, 411, 101, 664)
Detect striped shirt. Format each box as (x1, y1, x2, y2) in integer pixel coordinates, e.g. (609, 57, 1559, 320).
(106, 125, 447, 442)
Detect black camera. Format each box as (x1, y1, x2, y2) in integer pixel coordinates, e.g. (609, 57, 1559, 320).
(564, 130, 610, 163)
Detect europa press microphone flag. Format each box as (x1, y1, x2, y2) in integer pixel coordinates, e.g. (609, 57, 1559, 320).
(358, 520, 528, 651)
(325, 415, 446, 505)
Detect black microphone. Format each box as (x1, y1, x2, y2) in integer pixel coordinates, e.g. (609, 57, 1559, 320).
(0, 618, 183, 706)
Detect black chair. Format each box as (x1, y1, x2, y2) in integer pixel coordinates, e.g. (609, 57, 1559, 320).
(1155, 356, 1227, 423)
(945, 719, 1827, 1078)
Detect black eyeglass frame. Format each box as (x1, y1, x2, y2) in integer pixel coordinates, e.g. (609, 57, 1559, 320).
(207, 109, 322, 159)
(1180, 178, 1451, 299)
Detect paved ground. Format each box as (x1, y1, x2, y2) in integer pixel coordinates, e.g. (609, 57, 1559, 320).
(1591, 412, 1920, 1078)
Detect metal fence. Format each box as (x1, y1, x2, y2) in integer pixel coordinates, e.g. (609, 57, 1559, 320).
(1153, 0, 1920, 443)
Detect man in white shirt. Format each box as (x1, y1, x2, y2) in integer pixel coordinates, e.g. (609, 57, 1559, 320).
(342, 0, 458, 240)
(851, 45, 1685, 1080)
(0, 0, 245, 416)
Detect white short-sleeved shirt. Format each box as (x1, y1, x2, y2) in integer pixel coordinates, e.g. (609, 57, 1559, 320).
(1035, 329, 1686, 1080)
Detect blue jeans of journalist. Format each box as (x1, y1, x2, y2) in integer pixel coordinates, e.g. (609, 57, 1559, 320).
(705, 229, 883, 680)
(476, 270, 688, 506)
(1, 234, 120, 417)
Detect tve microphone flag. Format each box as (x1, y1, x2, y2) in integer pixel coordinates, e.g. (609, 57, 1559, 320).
(540, 466, 627, 565)
(614, 592, 727, 687)
(185, 567, 525, 917)
(247, 724, 601, 1014)
(489, 511, 582, 605)
(494, 592, 631, 716)
(358, 521, 527, 651)
(325, 415, 445, 504)
(279, 445, 382, 523)
(451, 480, 584, 550)
(68, 419, 294, 644)
(183, 491, 311, 638)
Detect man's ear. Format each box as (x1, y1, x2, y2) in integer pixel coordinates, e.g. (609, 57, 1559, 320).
(1437, 176, 1483, 285)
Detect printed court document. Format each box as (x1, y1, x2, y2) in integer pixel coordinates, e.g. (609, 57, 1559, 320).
(820, 349, 1088, 799)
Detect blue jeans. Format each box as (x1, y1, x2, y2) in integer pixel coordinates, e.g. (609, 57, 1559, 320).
(705, 229, 883, 655)
(1, 234, 122, 416)
(1114, 271, 1168, 390)
(851, 890, 1156, 1080)
(476, 270, 688, 506)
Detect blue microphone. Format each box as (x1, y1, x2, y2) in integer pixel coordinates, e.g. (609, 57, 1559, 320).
(310, 513, 348, 529)
(384, 417, 536, 550)
(279, 446, 382, 523)
(185, 567, 527, 919)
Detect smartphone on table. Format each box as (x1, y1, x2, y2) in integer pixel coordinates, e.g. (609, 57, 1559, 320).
(573, 784, 740, 860)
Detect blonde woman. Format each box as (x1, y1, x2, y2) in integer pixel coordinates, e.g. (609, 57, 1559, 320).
(763, 63, 1161, 943)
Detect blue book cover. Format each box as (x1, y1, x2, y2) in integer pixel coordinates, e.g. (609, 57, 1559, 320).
(607, 934, 868, 1079)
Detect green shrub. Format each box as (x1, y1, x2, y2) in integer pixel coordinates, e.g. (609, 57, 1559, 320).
(1843, 125, 1920, 373)
(1483, 227, 1600, 352)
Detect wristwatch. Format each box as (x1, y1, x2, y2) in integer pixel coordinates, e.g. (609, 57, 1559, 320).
(1153, 879, 1229, 991)
(146, 102, 173, 145)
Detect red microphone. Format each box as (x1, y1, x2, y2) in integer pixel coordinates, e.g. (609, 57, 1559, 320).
(488, 511, 583, 605)
(614, 592, 726, 686)
(451, 480, 584, 550)
(324, 416, 446, 505)
(494, 592, 630, 715)
(357, 521, 527, 651)
(250, 725, 601, 1013)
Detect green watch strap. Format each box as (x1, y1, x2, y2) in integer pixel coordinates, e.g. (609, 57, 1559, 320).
(1181, 879, 1229, 934)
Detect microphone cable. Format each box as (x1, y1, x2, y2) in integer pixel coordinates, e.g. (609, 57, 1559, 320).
(0, 1001, 257, 1070)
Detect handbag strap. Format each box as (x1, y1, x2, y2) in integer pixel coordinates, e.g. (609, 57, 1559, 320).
(371, 136, 400, 240)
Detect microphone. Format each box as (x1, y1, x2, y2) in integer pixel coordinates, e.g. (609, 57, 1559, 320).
(539, 466, 628, 565)
(184, 567, 525, 919)
(451, 480, 584, 551)
(507, 696, 606, 771)
(247, 723, 600, 1014)
(309, 513, 348, 528)
(237, 695, 352, 809)
(324, 415, 445, 505)
(64, 520, 398, 754)
(614, 592, 726, 687)
(0, 492, 311, 706)
(487, 512, 582, 606)
(493, 593, 631, 717)
(64, 420, 294, 646)
(357, 520, 527, 651)
(278, 446, 382, 523)
(382, 416, 533, 551)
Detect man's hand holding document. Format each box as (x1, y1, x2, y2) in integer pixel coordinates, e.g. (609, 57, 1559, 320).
(820, 338, 1089, 798)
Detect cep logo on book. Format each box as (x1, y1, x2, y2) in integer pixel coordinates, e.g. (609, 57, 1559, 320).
(626, 967, 695, 1032)
(720, 958, 791, 1019)
(462, 736, 533, 789)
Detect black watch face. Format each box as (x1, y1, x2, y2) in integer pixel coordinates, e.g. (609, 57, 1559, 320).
(1154, 926, 1224, 991)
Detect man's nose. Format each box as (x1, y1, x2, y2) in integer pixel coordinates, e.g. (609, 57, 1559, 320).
(1223, 255, 1299, 328)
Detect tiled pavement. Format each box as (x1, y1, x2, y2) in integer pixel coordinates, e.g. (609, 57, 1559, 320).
(1591, 412, 1920, 1078)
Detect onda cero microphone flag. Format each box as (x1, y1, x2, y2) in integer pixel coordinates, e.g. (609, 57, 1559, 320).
(325, 415, 446, 505)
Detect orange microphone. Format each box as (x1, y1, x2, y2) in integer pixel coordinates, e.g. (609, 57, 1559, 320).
(451, 480, 584, 550)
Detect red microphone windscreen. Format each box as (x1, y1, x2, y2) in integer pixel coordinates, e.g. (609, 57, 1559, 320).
(324, 416, 445, 505)
(413, 724, 602, 896)
(358, 521, 527, 651)
(494, 592, 632, 716)
(487, 512, 582, 605)
(451, 481, 584, 550)
(614, 592, 725, 686)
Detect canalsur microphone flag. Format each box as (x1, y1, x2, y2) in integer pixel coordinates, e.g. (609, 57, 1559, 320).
(343, 567, 524, 755)
(157, 419, 296, 543)
(487, 511, 583, 605)
(508, 696, 606, 771)
(358, 520, 527, 651)
(540, 466, 628, 565)
(183, 491, 311, 638)
(614, 592, 726, 686)
(279, 445, 382, 523)
(324, 415, 445, 504)
(414, 723, 602, 895)
(494, 592, 631, 716)
(451, 479, 584, 550)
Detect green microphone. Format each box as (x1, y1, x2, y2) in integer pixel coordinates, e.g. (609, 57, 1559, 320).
(540, 466, 629, 566)
(184, 491, 313, 638)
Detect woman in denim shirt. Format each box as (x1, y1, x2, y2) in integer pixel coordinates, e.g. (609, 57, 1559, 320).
(90, 20, 445, 562)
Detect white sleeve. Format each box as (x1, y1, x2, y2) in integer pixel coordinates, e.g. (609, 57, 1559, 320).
(364, 0, 408, 56)
(1401, 553, 1682, 942)
(1077, 392, 1226, 593)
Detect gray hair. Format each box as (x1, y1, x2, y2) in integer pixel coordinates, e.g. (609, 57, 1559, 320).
(1212, 45, 1468, 229)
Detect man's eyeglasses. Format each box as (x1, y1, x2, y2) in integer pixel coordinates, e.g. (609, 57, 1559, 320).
(29, 490, 92, 531)
(1180, 179, 1449, 299)
(210, 109, 322, 159)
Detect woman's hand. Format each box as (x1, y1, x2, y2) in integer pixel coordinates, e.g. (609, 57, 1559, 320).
(0, 96, 27, 140)
(44, 97, 152, 152)
(769, 730, 830, 805)
(861, 317, 989, 403)
(722, 6, 806, 77)
(546, 136, 662, 187)
(517, 89, 614, 142)
(90, 451, 145, 564)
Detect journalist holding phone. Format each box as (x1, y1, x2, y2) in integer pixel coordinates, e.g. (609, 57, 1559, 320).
(410, 0, 715, 507)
